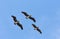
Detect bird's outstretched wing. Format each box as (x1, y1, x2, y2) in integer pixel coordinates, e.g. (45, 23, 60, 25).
(37, 28, 42, 34)
(32, 24, 37, 28)
(11, 15, 17, 22)
(17, 22, 23, 30)
(21, 11, 29, 16)
(29, 16, 36, 22)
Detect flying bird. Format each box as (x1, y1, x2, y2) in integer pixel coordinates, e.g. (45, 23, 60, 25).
(32, 24, 42, 34)
(11, 15, 23, 30)
(21, 11, 36, 22)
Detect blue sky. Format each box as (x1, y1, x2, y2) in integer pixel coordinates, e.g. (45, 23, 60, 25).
(0, 0, 60, 39)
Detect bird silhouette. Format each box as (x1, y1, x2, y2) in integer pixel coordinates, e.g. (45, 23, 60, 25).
(11, 15, 23, 30)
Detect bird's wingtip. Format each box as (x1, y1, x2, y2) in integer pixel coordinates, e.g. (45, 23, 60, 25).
(32, 24, 34, 25)
(21, 11, 24, 13)
(21, 28, 23, 30)
(11, 15, 14, 17)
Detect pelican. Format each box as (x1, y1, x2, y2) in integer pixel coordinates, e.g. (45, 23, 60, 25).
(21, 11, 36, 22)
(11, 15, 23, 30)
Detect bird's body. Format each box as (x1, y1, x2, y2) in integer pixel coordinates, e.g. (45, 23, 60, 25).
(11, 15, 23, 30)
(32, 24, 42, 34)
(21, 11, 36, 22)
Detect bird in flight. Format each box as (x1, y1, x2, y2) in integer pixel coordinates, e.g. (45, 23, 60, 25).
(32, 24, 42, 34)
(21, 11, 36, 22)
(11, 15, 23, 30)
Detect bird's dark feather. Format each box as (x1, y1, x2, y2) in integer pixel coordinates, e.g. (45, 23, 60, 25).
(21, 11, 29, 16)
(29, 16, 36, 22)
(32, 24, 37, 28)
(11, 16, 17, 22)
(37, 28, 42, 34)
(17, 23, 23, 30)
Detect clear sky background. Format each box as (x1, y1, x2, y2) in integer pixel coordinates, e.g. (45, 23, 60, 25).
(0, 0, 60, 39)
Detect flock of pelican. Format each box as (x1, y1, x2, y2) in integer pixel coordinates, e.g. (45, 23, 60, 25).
(11, 11, 42, 34)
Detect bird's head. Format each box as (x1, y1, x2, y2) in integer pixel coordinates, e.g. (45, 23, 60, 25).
(34, 28, 37, 30)
(29, 15, 32, 17)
